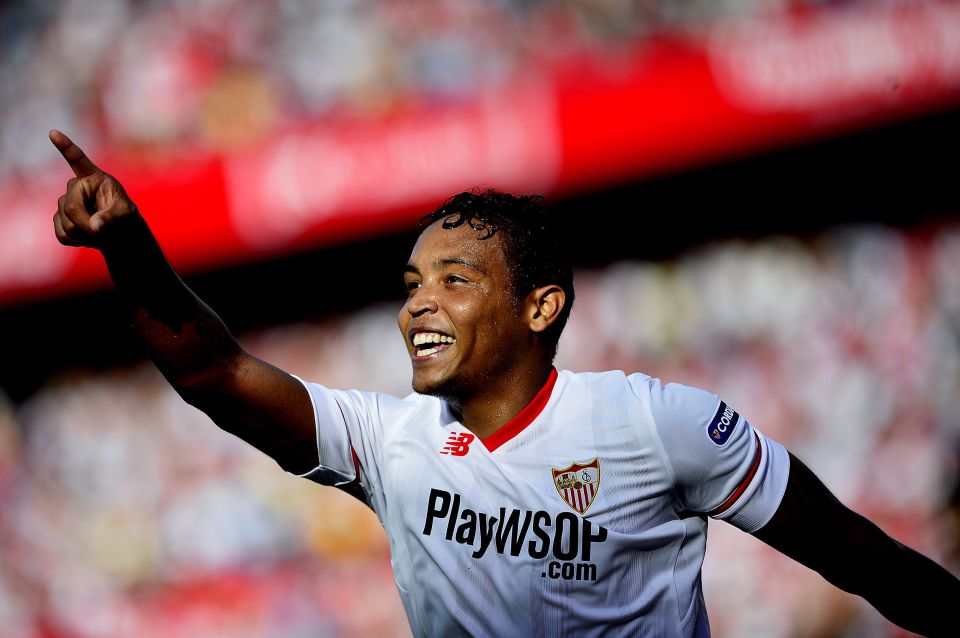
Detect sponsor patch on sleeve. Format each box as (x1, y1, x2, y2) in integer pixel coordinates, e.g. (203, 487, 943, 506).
(706, 401, 740, 446)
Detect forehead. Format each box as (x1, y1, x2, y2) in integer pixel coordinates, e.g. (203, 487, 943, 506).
(408, 221, 508, 271)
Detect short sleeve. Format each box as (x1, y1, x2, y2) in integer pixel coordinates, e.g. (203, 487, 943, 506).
(288, 375, 403, 512)
(636, 376, 790, 533)
(287, 375, 361, 486)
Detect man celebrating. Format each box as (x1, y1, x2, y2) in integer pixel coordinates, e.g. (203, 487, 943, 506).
(49, 130, 958, 636)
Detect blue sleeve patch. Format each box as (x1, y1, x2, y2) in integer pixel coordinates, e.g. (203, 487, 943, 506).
(706, 401, 740, 446)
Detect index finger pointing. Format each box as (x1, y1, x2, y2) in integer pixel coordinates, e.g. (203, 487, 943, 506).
(49, 129, 100, 178)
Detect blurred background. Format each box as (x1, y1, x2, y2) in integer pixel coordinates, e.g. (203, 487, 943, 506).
(1, 0, 959, 636)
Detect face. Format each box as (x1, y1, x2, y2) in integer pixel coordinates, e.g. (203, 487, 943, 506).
(398, 220, 529, 399)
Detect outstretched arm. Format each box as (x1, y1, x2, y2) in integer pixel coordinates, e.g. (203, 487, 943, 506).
(753, 452, 959, 637)
(49, 130, 318, 474)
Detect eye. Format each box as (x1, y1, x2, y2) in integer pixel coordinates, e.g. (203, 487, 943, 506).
(405, 280, 421, 293)
(446, 274, 467, 284)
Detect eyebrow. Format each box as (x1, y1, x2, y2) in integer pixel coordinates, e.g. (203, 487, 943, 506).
(403, 256, 488, 276)
(436, 256, 487, 274)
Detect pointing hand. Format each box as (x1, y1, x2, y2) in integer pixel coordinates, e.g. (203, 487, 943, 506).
(49, 129, 138, 248)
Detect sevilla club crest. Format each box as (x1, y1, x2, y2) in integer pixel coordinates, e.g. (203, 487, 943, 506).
(552, 458, 601, 514)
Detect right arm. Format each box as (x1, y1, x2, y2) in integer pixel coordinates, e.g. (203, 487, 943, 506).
(49, 130, 319, 474)
(753, 453, 960, 637)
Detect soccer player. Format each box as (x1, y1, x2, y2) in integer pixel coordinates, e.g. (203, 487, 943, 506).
(49, 130, 958, 636)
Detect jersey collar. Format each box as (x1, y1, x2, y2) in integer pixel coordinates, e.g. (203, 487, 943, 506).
(481, 367, 559, 452)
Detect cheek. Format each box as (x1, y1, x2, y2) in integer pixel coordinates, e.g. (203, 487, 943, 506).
(446, 292, 514, 346)
(475, 306, 512, 346)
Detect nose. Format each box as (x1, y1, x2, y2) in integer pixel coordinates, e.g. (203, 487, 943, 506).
(406, 284, 438, 317)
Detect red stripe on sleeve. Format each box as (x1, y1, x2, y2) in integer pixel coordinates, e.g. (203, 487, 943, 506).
(340, 445, 363, 489)
(708, 432, 763, 517)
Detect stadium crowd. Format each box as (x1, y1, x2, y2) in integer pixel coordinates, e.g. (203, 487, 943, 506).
(1, 222, 958, 637)
(1, 0, 957, 635)
(0, 0, 900, 175)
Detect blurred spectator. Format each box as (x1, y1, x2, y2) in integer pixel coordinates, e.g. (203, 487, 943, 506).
(0, 0, 894, 173)
(2, 1, 956, 634)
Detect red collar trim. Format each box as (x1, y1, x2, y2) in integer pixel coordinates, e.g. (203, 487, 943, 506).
(481, 368, 558, 452)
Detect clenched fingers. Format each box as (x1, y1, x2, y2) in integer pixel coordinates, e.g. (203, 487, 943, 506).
(53, 211, 82, 246)
(60, 176, 97, 236)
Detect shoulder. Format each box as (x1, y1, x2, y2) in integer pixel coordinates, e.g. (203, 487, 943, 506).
(341, 387, 439, 417)
(558, 368, 722, 427)
(557, 368, 639, 391)
(293, 375, 440, 420)
(558, 368, 708, 403)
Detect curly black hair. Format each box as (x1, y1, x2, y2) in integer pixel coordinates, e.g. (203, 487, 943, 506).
(419, 189, 575, 357)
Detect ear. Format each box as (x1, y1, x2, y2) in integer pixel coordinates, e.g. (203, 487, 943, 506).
(525, 284, 566, 334)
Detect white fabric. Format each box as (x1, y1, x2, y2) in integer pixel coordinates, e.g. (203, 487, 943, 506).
(291, 369, 790, 638)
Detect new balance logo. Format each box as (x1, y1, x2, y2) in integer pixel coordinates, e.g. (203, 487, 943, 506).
(439, 431, 475, 456)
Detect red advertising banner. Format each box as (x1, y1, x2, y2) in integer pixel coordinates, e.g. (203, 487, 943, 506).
(3, 2, 959, 307)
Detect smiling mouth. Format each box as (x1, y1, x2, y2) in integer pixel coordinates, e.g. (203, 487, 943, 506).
(411, 332, 456, 359)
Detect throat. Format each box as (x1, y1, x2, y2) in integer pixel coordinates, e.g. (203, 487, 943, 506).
(451, 367, 558, 447)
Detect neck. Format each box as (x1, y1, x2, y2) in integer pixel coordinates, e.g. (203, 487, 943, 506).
(448, 361, 554, 440)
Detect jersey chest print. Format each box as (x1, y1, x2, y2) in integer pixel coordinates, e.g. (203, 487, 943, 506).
(422, 451, 607, 584)
(421, 487, 609, 583)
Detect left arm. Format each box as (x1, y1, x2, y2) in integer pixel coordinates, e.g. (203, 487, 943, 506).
(752, 452, 960, 637)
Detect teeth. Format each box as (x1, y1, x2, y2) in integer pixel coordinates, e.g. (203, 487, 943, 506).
(418, 345, 442, 356)
(412, 332, 455, 346)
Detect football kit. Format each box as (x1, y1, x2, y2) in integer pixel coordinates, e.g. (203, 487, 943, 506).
(292, 368, 790, 637)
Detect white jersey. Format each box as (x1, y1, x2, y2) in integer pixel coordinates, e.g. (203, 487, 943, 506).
(292, 369, 790, 637)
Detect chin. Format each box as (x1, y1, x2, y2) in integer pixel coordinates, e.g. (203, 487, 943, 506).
(411, 370, 458, 399)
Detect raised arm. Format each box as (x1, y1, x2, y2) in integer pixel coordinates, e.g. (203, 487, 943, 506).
(49, 130, 318, 474)
(752, 452, 959, 637)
